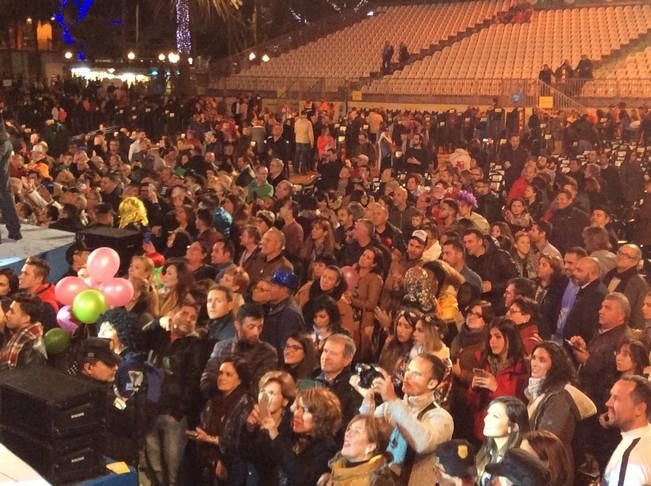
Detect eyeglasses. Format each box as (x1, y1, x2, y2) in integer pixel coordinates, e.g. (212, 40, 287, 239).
(468, 310, 483, 318)
(284, 344, 304, 352)
(617, 251, 637, 260)
(507, 308, 523, 315)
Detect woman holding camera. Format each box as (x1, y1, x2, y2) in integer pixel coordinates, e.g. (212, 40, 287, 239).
(243, 371, 297, 486)
(317, 414, 395, 486)
(257, 387, 342, 486)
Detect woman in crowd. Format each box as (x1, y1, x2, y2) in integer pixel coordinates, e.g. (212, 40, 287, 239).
(522, 430, 574, 486)
(511, 231, 537, 279)
(503, 198, 533, 234)
(282, 333, 319, 382)
(526, 341, 596, 450)
(257, 387, 342, 486)
(412, 313, 450, 362)
(297, 264, 355, 343)
(534, 254, 565, 339)
(475, 396, 530, 484)
(300, 217, 336, 266)
(468, 318, 528, 441)
(345, 247, 384, 361)
(306, 295, 347, 354)
(490, 222, 514, 252)
(243, 371, 297, 486)
(615, 337, 650, 377)
(186, 357, 254, 485)
(125, 276, 156, 325)
(0, 268, 19, 298)
(317, 414, 394, 486)
(377, 308, 417, 385)
(449, 300, 493, 441)
(523, 183, 546, 221)
(218, 266, 249, 310)
(158, 258, 194, 317)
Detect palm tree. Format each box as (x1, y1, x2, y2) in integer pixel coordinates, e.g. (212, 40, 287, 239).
(171, 0, 244, 55)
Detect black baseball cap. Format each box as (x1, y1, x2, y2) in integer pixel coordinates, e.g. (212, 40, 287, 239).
(79, 338, 122, 367)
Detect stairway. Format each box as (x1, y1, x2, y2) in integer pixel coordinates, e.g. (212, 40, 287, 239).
(350, 2, 523, 92)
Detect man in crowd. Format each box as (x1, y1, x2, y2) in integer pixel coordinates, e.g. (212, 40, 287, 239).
(528, 220, 562, 260)
(603, 376, 651, 485)
(0, 295, 46, 369)
(463, 228, 518, 313)
(368, 354, 454, 485)
(244, 227, 293, 287)
(569, 292, 632, 469)
(442, 239, 482, 292)
(603, 243, 649, 329)
(201, 303, 277, 396)
(18, 256, 58, 330)
(562, 256, 606, 343)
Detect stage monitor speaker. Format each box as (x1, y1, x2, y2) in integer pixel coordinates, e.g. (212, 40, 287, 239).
(0, 424, 104, 484)
(80, 226, 143, 275)
(0, 366, 106, 439)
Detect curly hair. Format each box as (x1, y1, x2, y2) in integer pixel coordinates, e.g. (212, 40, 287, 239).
(531, 341, 576, 394)
(295, 387, 342, 440)
(97, 307, 144, 352)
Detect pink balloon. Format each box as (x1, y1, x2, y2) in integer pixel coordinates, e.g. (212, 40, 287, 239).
(57, 305, 78, 334)
(340, 266, 359, 291)
(87, 247, 121, 283)
(55, 277, 89, 306)
(84, 277, 99, 288)
(101, 278, 134, 308)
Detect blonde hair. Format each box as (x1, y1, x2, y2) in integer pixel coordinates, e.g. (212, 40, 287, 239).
(118, 196, 149, 228)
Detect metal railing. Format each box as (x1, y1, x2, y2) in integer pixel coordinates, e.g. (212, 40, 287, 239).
(206, 75, 651, 104)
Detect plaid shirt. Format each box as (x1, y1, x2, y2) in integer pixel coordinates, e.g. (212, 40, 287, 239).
(0, 322, 44, 370)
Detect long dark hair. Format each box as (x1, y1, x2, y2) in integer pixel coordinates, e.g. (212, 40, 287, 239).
(305, 295, 342, 331)
(282, 332, 318, 381)
(616, 338, 650, 376)
(532, 341, 576, 394)
(476, 396, 530, 476)
(480, 318, 525, 365)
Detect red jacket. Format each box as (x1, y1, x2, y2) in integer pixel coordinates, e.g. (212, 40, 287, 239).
(467, 354, 528, 441)
(37, 283, 60, 313)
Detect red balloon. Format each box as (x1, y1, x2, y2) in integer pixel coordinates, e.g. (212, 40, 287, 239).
(55, 277, 89, 306)
(101, 278, 134, 308)
(340, 265, 359, 291)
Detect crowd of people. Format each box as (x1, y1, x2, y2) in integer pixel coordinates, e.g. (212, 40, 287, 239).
(1, 76, 651, 486)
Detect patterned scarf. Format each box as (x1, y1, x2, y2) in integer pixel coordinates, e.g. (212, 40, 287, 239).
(0, 323, 44, 370)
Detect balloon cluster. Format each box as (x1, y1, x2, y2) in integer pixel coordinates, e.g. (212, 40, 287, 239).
(45, 247, 133, 355)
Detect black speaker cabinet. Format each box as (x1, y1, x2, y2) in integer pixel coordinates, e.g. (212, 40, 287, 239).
(80, 226, 143, 275)
(0, 366, 106, 439)
(0, 424, 104, 484)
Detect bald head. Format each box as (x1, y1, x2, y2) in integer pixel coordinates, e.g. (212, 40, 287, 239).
(573, 257, 600, 286)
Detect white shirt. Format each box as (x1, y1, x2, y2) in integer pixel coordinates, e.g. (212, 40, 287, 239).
(604, 424, 651, 485)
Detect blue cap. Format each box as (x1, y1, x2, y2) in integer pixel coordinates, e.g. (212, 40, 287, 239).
(269, 268, 299, 290)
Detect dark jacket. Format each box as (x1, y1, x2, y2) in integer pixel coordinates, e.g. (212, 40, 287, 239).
(262, 297, 306, 356)
(155, 333, 207, 425)
(603, 266, 649, 329)
(316, 367, 363, 436)
(562, 279, 607, 343)
(262, 433, 338, 486)
(466, 239, 519, 314)
(580, 324, 630, 409)
(550, 204, 590, 255)
(633, 192, 651, 245)
(241, 410, 293, 486)
(536, 275, 567, 340)
(206, 315, 236, 344)
(529, 385, 579, 447)
(201, 337, 278, 396)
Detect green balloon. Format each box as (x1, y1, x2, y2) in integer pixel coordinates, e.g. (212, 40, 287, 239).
(72, 289, 107, 324)
(44, 328, 71, 355)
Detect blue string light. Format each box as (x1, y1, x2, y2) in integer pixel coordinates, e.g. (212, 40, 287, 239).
(55, 0, 95, 59)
